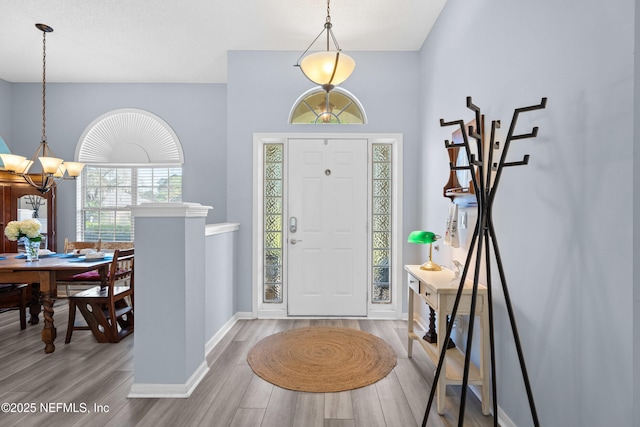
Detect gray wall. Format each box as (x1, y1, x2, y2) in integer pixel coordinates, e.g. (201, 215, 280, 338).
(418, 0, 634, 425)
(7, 83, 227, 245)
(205, 228, 238, 342)
(226, 50, 424, 313)
(133, 214, 208, 386)
(634, 0, 640, 425)
(0, 79, 11, 144)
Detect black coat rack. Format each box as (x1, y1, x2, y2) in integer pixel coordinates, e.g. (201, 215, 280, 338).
(422, 97, 547, 427)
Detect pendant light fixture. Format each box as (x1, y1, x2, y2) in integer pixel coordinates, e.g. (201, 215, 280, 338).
(295, 0, 355, 92)
(0, 24, 84, 194)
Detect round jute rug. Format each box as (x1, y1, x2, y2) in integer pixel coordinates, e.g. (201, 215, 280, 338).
(247, 326, 397, 393)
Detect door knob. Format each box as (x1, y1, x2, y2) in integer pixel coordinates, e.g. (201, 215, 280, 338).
(290, 238, 302, 245)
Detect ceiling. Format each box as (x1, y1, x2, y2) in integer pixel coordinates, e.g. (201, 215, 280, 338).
(0, 0, 447, 84)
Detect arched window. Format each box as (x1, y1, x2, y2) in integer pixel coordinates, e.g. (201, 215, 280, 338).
(289, 87, 367, 124)
(75, 109, 184, 241)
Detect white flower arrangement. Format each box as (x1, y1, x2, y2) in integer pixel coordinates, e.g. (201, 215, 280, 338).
(4, 219, 42, 241)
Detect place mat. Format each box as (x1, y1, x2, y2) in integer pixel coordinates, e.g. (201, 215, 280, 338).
(15, 253, 56, 259)
(247, 326, 397, 393)
(67, 256, 113, 262)
(54, 253, 77, 258)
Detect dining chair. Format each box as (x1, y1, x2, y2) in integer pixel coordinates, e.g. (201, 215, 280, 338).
(0, 283, 30, 330)
(65, 248, 135, 344)
(99, 241, 134, 251)
(57, 239, 102, 298)
(98, 242, 134, 276)
(63, 238, 102, 254)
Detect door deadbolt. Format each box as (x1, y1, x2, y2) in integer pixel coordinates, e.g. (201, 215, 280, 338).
(289, 216, 297, 233)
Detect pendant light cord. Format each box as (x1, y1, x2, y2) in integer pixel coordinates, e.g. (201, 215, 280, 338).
(41, 29, 47, 144)
(325, 0, 331, 51)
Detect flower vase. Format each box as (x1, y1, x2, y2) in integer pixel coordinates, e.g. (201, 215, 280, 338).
(21, 237, 40, 262)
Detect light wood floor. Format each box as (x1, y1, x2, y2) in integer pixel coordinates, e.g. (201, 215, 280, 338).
(0, 303, 495, 427)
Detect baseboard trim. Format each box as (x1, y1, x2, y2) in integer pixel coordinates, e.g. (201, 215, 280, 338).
(205, 312, 253, 354)
(127, 361, 209, 399)
(497, 406, 516, 427)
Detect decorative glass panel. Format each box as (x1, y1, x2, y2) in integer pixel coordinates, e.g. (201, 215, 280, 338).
(263, 144, 284, 303)
(373, 249, 389, 266)
(265, 163, 282, 180)
(265, 180, 282, 197)
(373, 145, 391, 162)
(265, 284, 282, 303)
(373, 180, 390, 197)
(373, 232, 390, 249)
(373, 197, 390, 215)
(373, 215, 389, 232)
(373, 267, 389, 283)
(265, 197, 282, 214)
(373, 163, 390, 180)
(372, 144, 392, 303)
(265, 215, 282, 232)
(265, 145, 283, 162)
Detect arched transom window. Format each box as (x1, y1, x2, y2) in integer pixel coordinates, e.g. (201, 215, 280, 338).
(289, 87, 367, 124)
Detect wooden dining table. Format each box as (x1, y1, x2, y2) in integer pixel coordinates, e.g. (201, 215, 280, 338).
(0, 253, 112, 353)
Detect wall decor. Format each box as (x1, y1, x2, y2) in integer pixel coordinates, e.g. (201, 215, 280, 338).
(422, 97, 547, 427)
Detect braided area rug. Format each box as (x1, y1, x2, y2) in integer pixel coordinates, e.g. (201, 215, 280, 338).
(247, 326, 397, 393)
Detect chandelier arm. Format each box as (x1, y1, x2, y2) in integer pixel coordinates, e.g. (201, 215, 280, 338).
(295, 27, 328, 66)
(326, 23, 330, 51)
(22, 174, 58, 194)
(328, 27, 341, 52)
(327, 51, 340, 85)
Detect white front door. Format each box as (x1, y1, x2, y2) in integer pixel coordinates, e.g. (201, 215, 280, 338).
(287, 138, 368, 316)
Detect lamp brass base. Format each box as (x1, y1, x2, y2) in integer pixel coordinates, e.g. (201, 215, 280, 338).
(420, 261, 442, 271)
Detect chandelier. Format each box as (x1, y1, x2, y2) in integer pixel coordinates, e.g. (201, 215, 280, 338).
(295, 0, 355, 92)
(0, 24, 84, 194)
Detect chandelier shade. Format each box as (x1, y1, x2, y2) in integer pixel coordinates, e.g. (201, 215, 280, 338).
(299, 51, 355, 87)
(38, 156, 64, 174)
(0, 154, 28, 173)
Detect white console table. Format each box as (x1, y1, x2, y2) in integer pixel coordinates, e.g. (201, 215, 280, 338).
(405, 265, 490, 415)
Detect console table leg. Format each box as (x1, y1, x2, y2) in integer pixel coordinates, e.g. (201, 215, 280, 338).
(423, 306, 437, 343)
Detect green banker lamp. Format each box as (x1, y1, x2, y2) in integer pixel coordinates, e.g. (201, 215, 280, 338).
(408, 231, 442, 271)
